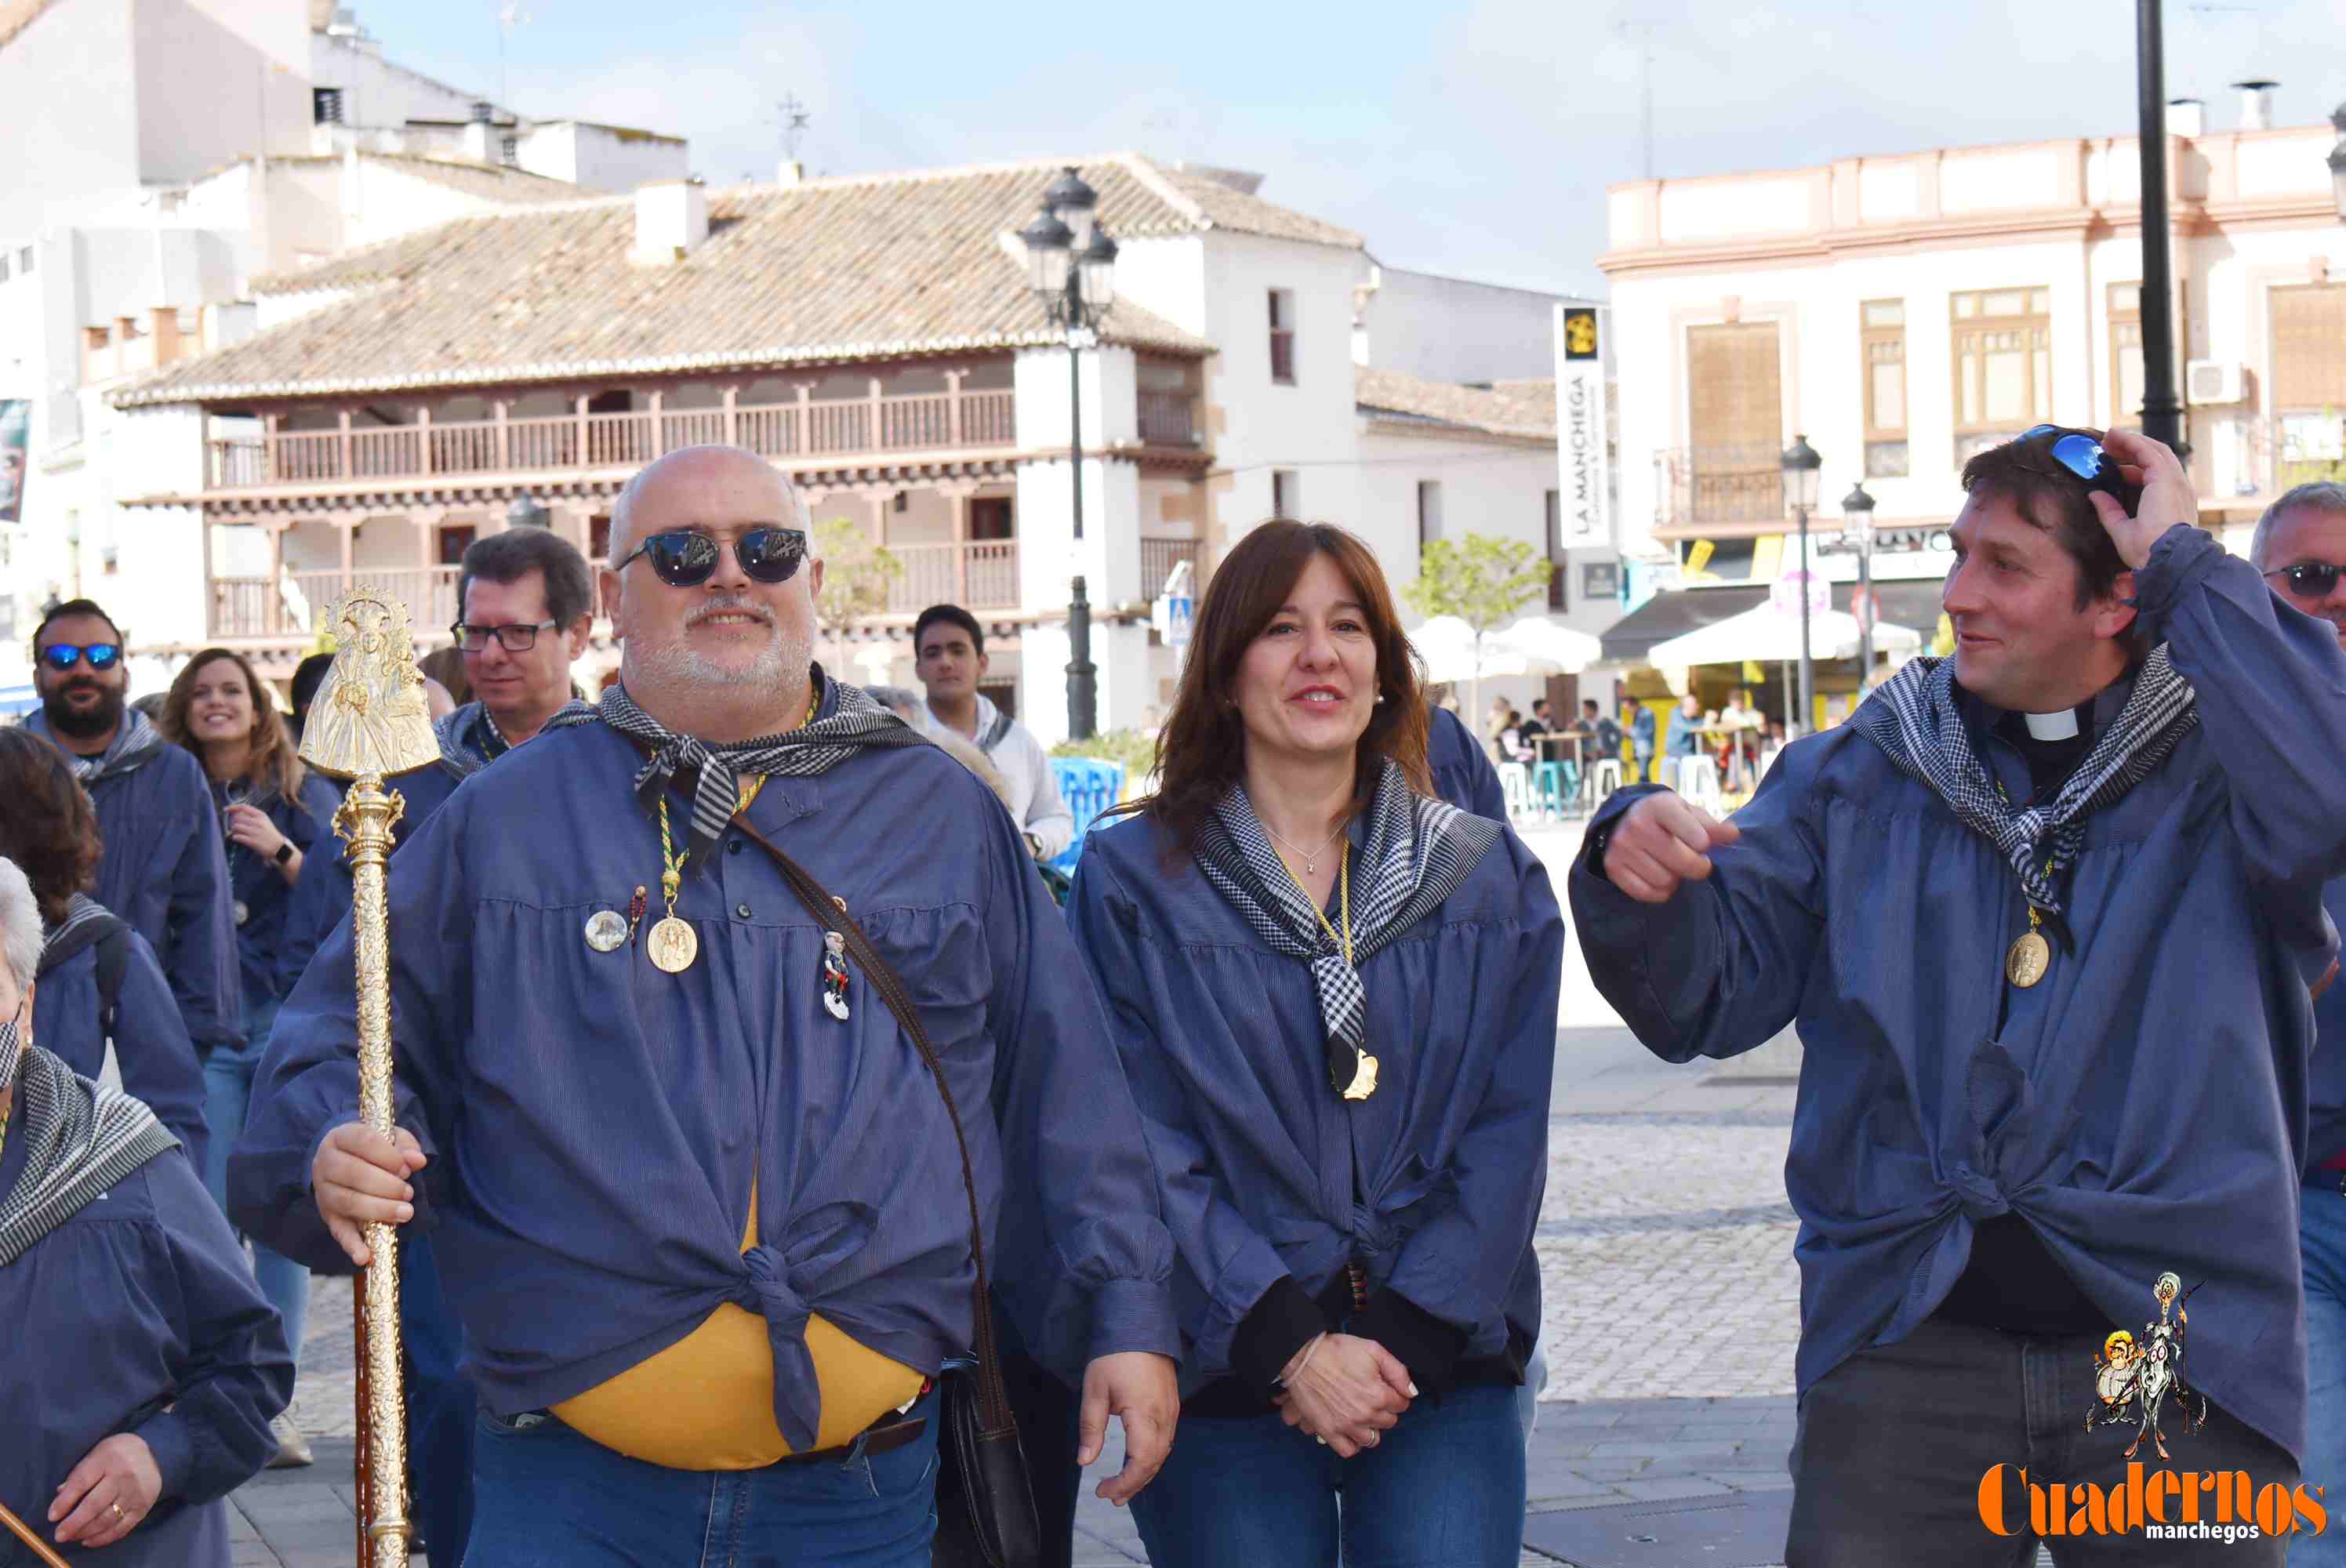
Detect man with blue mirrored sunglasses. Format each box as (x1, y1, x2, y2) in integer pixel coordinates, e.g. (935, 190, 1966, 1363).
(24, 598, 243, 1065)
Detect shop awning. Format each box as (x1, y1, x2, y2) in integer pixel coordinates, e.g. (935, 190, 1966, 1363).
(1600, 577, 1949, 664)
(1598, 586, 1766, 662)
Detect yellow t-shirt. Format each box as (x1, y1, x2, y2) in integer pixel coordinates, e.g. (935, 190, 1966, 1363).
(550, 777, 926, 1468)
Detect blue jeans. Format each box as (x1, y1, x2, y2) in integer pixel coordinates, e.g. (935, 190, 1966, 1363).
(2295, 1180, 2346, 1566)
(1130, 1381, 1526, 1568)
(202, 994, 310, 1379)
(404, 1234, 477, 1568)
(462, 1398, 939, 1567)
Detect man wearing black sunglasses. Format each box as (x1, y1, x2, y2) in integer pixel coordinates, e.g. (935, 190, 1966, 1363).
(24, 598, 243, 1065)
(1573, 428, 2346, 1563)
(242, 445, 1182, 1562)
(2251, 480, 2346, 1568)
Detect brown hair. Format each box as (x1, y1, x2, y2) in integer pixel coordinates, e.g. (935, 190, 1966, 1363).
(1959, 426, 2141, 612)
(418, 646, 473, 706)
(1128, 520, 1430, 854)
(0, 729, 102, 925)
(160, 648, 311, 807)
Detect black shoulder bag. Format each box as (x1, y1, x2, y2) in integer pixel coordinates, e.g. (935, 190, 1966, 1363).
(733, 818, 1042, 1568)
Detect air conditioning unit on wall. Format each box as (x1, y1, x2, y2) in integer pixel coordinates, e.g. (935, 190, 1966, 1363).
(2186, 361, 2249, 406)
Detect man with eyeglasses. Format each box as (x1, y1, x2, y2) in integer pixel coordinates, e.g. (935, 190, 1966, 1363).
(22, 598, 242, 1063)
(2250, 480, 2346, 1568)
(1572, 428, 2346, 1564)
(237, 445, 1181, 1563)
(438, 527, 598, 775)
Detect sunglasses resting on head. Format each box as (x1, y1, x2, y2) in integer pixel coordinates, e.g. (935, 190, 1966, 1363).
(615, 528, 808, 588)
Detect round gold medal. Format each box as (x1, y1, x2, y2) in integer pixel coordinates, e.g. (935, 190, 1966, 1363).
(647, 915, 699, 974)
(2005, 930, 2050, 989)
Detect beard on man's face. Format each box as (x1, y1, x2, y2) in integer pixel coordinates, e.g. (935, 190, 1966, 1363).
(40, 675, 126, 740)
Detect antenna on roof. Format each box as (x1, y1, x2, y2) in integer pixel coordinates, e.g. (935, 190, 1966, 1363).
(1617, 18, 1659, 181)
(776, 93, 812, 162)
(496, 3, 530, 122)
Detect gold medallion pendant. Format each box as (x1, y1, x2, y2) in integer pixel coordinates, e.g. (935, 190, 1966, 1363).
(647, 915, 699, 974)
(2006, 930, 2051, 989)
(1342, 1052, 1381, 1102)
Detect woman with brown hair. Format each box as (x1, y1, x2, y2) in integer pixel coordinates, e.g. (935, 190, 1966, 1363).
(0, 729, 209, 1169)
(1065, 520, 1564, 1565)
(160, 648, 340, 1468)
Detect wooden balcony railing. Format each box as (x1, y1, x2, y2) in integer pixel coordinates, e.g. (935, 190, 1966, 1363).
(1138, 536, 1198, 597)
(1653, 444, 1785, 530)
(209, 566, 463, 641)
(208, 543, 1021, 641)
(1138, 390, 1198, 447)
(885, 541, 1020, 612)
(206, 386, 1020, 489)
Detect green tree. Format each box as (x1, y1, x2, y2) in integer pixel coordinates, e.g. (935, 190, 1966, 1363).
(1401, 533, 1549, 724)
(810, 517, 904, 673)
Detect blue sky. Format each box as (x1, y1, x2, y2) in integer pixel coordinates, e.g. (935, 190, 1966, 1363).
(371, 0, 2337, 297)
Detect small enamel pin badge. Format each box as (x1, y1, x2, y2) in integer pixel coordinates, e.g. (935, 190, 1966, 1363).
(822, 931, 851, 1021)
(583, 909, 630, 953)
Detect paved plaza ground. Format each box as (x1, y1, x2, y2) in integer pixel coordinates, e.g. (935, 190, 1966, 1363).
(229, 821, 1835, 1566)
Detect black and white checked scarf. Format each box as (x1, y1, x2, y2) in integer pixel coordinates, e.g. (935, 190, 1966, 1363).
(0, 1043, 178, 1266)
(593, 667, 927, 864)
(434, 699, 598, 780)
(1851, 647, 2198, 916)
(1193, 760, 1502, 1095)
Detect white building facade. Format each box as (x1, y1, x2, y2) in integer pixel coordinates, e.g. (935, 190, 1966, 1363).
(1598, 89, 2346, 723)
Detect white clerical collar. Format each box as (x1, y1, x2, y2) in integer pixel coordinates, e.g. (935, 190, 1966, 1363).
(2022, 708, 2080, 741)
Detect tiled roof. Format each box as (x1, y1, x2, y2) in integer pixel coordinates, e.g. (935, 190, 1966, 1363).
(356, 152, 590, 205)
(112, 153, 1345, 406)
(1355, 367, 1556, 439)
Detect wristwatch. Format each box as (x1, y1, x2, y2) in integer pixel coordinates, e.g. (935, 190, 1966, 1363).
(273, 841, 295, 866)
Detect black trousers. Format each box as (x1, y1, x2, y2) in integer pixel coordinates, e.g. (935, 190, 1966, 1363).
(994, 1298, 1084, 1568)
(1789, 1315, 2302, 1566)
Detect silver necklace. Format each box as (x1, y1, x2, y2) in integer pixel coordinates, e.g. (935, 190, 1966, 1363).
(1262, 818, 1346, 877)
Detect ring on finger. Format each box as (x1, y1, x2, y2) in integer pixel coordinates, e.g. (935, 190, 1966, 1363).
(110, 1503, 125, 1520)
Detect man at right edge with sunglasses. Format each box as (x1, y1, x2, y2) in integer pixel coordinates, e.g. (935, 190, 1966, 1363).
(2251, 481, 2346, 1568)
(23, 598, 244, 1064)
(234, 445, 1181, 1564)
(1572, 428, 2346, 1564)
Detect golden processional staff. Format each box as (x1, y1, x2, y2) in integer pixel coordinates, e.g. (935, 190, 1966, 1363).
(296, 589, 442, 1568)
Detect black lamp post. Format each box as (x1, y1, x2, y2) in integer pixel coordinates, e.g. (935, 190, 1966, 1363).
(2134, 0, 2183, 449)
(506, 492, 550, 529)
(1019, 165, 1120, 741)
(2329, 100, 2346, 222)
(1841, 480, 1877, 685)
(1780, 435, 1821, 731)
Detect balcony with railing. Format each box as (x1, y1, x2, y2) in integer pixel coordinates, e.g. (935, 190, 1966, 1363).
(207, 540, 1025, 642)
(1652, 444, 1785, 535)
(1138, 390, 1199, 447)
(205, 383, 1021, 491)
(1139, 536, 1198, 597)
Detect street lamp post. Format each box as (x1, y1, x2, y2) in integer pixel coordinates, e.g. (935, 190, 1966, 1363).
(1842, 481, 1878, 685)
(2329, 100, 2346, 222)
(1019, 167, 1120, 741)
(1781, 435, 1821, 732)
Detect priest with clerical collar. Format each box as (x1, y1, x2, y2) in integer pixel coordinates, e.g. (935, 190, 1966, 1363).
(1571, 426, 2346, 1566)
(235, 445, 1182, 1564)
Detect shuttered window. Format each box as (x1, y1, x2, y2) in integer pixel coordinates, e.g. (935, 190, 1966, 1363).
(1686, 322, 1782, 523)
(1861, 299, 1908, 477)
(2109, 283, 2145, 427)
(2272, 284, 2346, 412)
